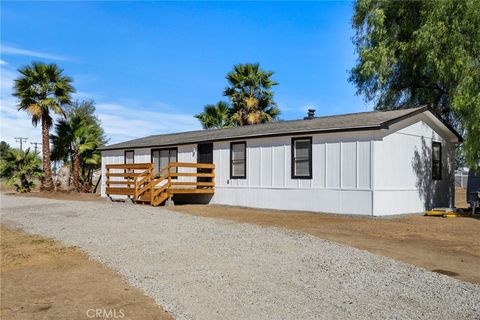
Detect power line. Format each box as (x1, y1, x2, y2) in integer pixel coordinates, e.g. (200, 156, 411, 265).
(14, 137, 28, 151)
(30, 141, 42, 154)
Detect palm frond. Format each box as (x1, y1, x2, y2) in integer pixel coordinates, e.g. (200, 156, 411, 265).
(223, 63, 280, 126)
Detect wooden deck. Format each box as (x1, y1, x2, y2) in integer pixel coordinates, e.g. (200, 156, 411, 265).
(105, 162, 215, 206)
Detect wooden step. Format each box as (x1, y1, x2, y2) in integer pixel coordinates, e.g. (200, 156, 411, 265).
(135, 190, 152, 203)
(169, 188, 215, 194)
(106, 187, 135, 196)
(152, 192, 169, 206)
(105, 162, 216, 206)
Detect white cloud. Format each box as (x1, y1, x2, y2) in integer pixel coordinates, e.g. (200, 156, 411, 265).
(96, 103, 201, 144)
(0, 61, 43, 148)
(73, 90, 101, 100)
(0, 96, 43, 148)
(0, 59, 200, 148)
(0, 65, 16, 90)
(0, 96, 200, 148)
(0, 44, 72, 62)
(0, 60, 7, 65)
(275, 98, 320, 117)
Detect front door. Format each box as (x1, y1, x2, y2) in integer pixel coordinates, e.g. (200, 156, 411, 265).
(197, 143, 213, 185)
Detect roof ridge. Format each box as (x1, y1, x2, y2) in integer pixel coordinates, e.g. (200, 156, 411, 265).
(100, 106, 439, 151)
(143, 106, 425, 139)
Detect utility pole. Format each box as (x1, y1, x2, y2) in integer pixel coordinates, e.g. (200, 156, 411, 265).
(14, 137, 28, 151)
(30, 141, 42, 154)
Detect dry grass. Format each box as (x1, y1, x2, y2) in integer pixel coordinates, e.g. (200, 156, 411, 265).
(1, 179, 102, 202)
(0, 225, 172, 320)
(8, 191, 104, 202)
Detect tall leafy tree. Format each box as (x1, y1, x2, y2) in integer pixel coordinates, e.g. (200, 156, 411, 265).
(0, 148, 43, 193)
(13, 62, 75, 190)
(51, 100, 107, 191)
(350, 0, 480, 169)
(224, 63, 280, 125)
(195, 101, 233, 129)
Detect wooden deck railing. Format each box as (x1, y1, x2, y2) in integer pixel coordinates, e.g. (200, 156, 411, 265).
(105, 162, 215, 206)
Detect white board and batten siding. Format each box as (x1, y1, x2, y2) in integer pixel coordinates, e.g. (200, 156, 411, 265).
(372, 115, 455, 216)
(101, 113, 457, 216)
(211, 132, 374, 215)
(102, 132, 375, 215)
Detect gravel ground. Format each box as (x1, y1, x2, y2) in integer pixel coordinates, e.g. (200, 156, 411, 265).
(1, 195, 479, 320)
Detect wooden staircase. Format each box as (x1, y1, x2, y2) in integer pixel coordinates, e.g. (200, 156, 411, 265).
(105, 162, 215, 206)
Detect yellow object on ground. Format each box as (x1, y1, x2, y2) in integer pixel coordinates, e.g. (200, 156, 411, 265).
(425, 208, 470, 218)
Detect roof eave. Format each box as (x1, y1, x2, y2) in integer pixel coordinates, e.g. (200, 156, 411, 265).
(380, 106, 463, 143)
(98, 125, 383, 151)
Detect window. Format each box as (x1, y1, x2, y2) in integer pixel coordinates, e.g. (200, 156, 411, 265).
(151, 148, 177, 176)
(124, 150, 134, 178)
(432, 142, 442, 180)
(230, 142, 246, 179)
(124, 150, 134, 164)
(292, 137, 312, 179)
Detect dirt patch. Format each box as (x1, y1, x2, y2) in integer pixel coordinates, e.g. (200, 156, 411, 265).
(0, 225, 172, 320)
(1, 179, 102, 202)
(6, 191, 104, 202)
(170, 204, 480, 284)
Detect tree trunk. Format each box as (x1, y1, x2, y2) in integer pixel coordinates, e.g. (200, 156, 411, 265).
(41, 117, 54, 191)
(20, 174, 29, 193)
(72, 151, 80, 191)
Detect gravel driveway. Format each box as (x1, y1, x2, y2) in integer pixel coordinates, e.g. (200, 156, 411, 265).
(1, 195, 479, 320)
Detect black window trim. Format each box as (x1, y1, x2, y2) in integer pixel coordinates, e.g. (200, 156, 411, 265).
(291, 137, 313, 179)
(124, 150, 135, 179)
(124, 149, 135, 164)
(230, 141, 247, 179)
(432, 141, 442, 180)
(151, 147, 178, 179)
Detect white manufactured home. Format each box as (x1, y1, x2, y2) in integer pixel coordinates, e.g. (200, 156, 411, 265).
(99, 106, 462, 216)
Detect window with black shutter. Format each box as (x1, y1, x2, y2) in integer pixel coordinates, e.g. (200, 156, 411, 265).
(432, 142, 442, 180)
(292, 137, 312, 179)
(230, 142, 246, 179)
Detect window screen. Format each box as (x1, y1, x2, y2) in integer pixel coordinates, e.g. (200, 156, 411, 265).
(124, 150, 134, 178)
(292, 138, 312, 178)
(432, 142, 442, 180)
(152, 148, 177, 175)
(125, 150, 134, 164)
(230, 142, 246, 178)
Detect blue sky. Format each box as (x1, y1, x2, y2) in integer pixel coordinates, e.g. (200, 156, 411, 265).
(0, 1, 368, 146)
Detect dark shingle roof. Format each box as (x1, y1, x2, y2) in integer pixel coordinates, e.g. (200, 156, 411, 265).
(99, 106, 459, 151)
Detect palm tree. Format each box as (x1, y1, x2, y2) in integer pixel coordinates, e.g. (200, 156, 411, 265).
(0, 148, 43, 193)
(13, 62, 75, 191)
(224, 63, 280, 125)
(51, 101, 106, 191)
(195, 101, 234, 129)
(51, 117, 94, 190)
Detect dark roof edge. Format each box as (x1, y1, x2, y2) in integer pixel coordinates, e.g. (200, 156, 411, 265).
(99, 125, 382, 151)
(380, 106, 429, 129)
(426, 108, 464, 142)
(381, 106, 463, 142)
(99, 107, 463, 151)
